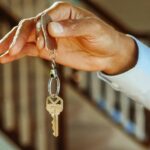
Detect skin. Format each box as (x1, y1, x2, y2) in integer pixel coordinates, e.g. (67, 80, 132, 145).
(0, 2, 137, 75)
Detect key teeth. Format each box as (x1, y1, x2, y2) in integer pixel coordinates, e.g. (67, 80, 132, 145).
(51, 121, 58, 137)
(51, 120, 58, 137)
(53, 133, 58, 137)
(46, 95, 64, 138)
(51, 120, 55, 131)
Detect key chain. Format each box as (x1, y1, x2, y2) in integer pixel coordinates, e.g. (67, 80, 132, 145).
(36, 13, 63, 137)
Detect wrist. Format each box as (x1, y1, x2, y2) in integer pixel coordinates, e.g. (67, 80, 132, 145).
(103, 33, 138, 75)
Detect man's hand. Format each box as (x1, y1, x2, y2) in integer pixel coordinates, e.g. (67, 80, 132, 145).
(0, 2, 137, 74)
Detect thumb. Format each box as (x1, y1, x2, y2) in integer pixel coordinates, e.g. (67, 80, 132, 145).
(48, 18, 100, 37)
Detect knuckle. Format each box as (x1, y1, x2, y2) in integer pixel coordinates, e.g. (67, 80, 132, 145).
(18, 18, 29, 26)
(53, 1, 72, 8)
(89, 18, 100, 25)
(18, 19, 26, 26)
(12, 26, 18, 30)
(89, 18, 102, 31)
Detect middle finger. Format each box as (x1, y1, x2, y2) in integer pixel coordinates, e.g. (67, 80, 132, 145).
(9, 18, 36, 56)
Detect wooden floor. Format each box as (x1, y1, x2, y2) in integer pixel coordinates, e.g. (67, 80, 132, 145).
(65, 84, 148, 150)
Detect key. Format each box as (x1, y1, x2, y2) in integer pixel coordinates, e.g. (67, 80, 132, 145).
(46, 96, 63, 137)
(46, 95, 63, 137)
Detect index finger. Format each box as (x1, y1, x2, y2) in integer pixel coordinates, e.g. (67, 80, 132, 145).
(0, 26, 17, 54)
(9, 18, 35, 55)
(36, 2, 94, 22)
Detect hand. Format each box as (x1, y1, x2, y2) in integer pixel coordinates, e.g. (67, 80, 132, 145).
(0, 2, 137, 74)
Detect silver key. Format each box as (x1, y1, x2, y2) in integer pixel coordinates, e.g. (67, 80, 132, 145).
(46, 96, 63, 137)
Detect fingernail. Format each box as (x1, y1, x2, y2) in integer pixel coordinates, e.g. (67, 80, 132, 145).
(9, 35, 17, 49)
(50, 22, 63, 34)
(37, 36, 44, 49)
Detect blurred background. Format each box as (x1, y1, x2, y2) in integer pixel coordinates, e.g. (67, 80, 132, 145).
(0, 0, 150, 150)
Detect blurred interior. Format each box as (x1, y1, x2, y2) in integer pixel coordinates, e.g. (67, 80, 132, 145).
(0, 0, 150, 150)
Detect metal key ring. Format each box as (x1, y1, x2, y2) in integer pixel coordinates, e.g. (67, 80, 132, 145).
(48, 76, 60, 98)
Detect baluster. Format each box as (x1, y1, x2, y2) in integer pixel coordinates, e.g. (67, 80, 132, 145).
(105, 84, 116, 116)
(18, 58, 31, 146)
(35, 58, 48, 150)
(135, 103, 146, 141)
(90, 72, 102, 104)
(2, 21, 15, 131)
(120, 94, 130, 130)
(27, 58, 37, 148)
(11, 60, 20, 138)
(99, 81, 106, 109)
(3, 58, 15, 131)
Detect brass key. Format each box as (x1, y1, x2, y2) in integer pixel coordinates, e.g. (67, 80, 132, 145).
(46, 96, 63, 137)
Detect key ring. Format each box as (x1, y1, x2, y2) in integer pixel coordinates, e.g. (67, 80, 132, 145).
(36, 13, 60, 98)
(48, 60, 60, 98)
(36, 14, 57, 63)
(48, 75, 60, 98)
